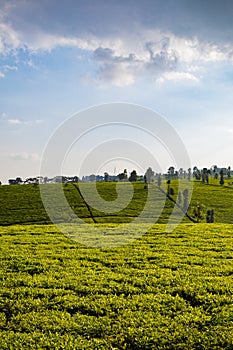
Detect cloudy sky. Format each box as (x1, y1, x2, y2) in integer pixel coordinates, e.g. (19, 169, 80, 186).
(0, 0, 233, 182)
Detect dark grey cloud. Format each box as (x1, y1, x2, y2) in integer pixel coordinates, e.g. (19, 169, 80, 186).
(145, 40, 178, 73)
(93, 47, 137, 63)
(1, 0, 233, 85)
(2, 0, 233, 43)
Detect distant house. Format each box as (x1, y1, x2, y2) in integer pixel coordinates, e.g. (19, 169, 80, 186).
(48, 176, 79, 183)
(108, 175, 118, 181)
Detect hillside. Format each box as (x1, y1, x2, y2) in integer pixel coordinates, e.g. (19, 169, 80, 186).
(0, 180, 232, 226)
(0, 180, 233, 348)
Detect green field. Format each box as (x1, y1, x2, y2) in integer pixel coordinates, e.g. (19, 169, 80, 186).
(0, 179, 232, 225)
(0, 181, 232, 349)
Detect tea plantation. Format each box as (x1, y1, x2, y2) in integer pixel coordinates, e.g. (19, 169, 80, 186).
(0, 181, 232, 349)
(0, 180, 232, 225)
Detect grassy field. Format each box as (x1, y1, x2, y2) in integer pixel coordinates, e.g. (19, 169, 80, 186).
(0, 179, 232, 225)
(0, 180, 232, 349)
(0, 224, 233, 349)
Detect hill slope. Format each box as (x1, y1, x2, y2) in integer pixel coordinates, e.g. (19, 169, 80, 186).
(0, 180, 232, 226)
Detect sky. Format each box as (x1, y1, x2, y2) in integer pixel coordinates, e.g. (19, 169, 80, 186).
(0, 0, 233, 183)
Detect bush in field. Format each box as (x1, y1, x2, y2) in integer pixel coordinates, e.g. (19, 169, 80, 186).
(178, 191, 182, 205)
(191, 202, 206, 222)
(188, 168, 192, 181)
(169, 187, 174, 196)
(183, 189, 189, 212)
(220, 169, 224, 186)
(144, 167, 154, 184)
(157, 174, 162, 187)
(206, 209, 215, 223)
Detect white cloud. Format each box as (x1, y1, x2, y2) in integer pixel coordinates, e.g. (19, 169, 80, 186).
(7, 118, 22, 125)
(98, 63, 135, 87)
(0, 21, 20, 54)
(1, 1, 233, 85)
(156, 71, 199, 84)
(0, 72, 5, 78)
(9, 152, 40, 161)
(2, 64, 18, 71)
(1, 115, 44, 126)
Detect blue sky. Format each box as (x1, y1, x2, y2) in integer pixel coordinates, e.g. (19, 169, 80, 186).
(0, 0, 233, 183)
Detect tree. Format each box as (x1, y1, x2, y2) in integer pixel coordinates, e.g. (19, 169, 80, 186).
(89, 174, 96, 182)
(129, 170, 137, 182)
(219, 169, 224, 186)
(227, 166, 231, 179)
(178, 191, 182, 205)
(183, 189, 189, 212)
(118, 173, 125, 181)
(8, 177, 23, 185)
(145, 167, 154, 184)
(206, 209, 214, 223)
(201, 168, 209, 184)
(166, 180, 171, 195)
(104, 172, 109, 182)
(157, 174, 162, 187)
(193, 166, 201, 180)
(168, 166, 175, 178)
(169, 187, 174, 196)
(188, 168, 192, 181)
(192, 202, 205, 222)
(179, 168, 184, 179)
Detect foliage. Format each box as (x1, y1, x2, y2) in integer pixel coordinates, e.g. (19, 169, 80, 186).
(191, 202, 206, 222)
(0, 224, 233, 349)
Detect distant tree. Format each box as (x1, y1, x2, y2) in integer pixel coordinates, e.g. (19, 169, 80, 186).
(157, 174, 162, 187)
(118, 173, 125, 181)
(213, 165, 218, 174)
(192, 202, 205, 222)
(193, 166, 198, 172)
(117, 169, 127, 182)
(193, 166, 201, 180)
(168, 166, 175, 178)
(145, 167, 154, 184)
(129, 170, 137, 182)
(169, 187, 174, 196)
(9, 177, 23, 185)
(178, 191, 182, 205)
(206, 209, 214, 223)
(183, 189, 189, 212)
(219, 169, 224, 186)
(227, 166, 231, 179)
(188, 168, 192, 181)
(166, 180, 170, 195)
(179, 168, 184, 179)
(0, 181, 1, 185)
(201, 168, 209, 184)
(72, 176, 79, 183)
(89, 174, 96, 182)
(104, 172, 109, 182)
